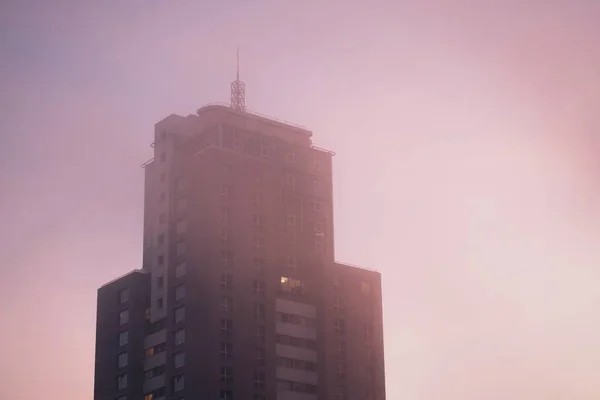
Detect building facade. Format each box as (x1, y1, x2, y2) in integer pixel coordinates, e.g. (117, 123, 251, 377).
(93, 105, 385, 400)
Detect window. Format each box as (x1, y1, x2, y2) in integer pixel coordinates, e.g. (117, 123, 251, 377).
(157, 297, 164, 309)
(220, 390, 233, 400)
(253, 280, 265, 296)
(175, 176, 187, 193)
(221, 273, 233, 290)
(117, 396, 127, 400)
(173, 374, 184, 392)
(146, 343, 166, 357)
(160, 172, 165, 182)
(224, 163, 232, 173)
(361, 282, 372, 295)
(285, 152, 295, 164)
(143, 388, 165, 400)
(364, 323, 373, 341)
(286, 215, 298, 228)
(286, 174, 295, 187)
(335, 319, 346, 334)
(176, 262, 186, 278)
(159, 192, 165, 203)
(119, 331, 128, 347)
(176, 220, 187, 236)
(221, 319, 233, 339)
(144, 365, 166, 380)
(254, 371, 265, 390)
(221, 366, 233, 384)
(315, 241, 323, 253)
(253, 215, 263, 228)
(254, 257, 265, 274)
(118, 352, 128, 368)
(287, 256, 296, 268)
(366, 367, 374, 382)
(221, 296, 232, 313)
(222, 206, 229, 220)
(175, 285, 186, 300)
(221, 342, 232, 360)
(314, 161, 321, 171)
(221, 250, 232, 266)
(314, 221, 323, 233)
(254, 395, 266, 400)
(159, 213, 165, 224)
(276, 334, 317, 350)
(176, 197, 187, 212)
(159, 152, 166, 162)
(157, 276, 164, 289)
(221, 228, 230, 245)
(233, 137, 243, 149)
(311, 201, 322, 212)
(119, 289, 129, 304)
(256, 348, 265, 366)
(336, 340, 346, 357)
(254, 325, 265, 342)
(253, 236, 265, 253)
(176, 241, 187, 257)
(335, 385, 346, 400)
(157, 233, 165, 245)
(278, 357, 317, 372)
(313, 180, 319, 194)
(174, 306, 186, 323)
(254, 302, 265, 319)
(117, 374, 128, 390)
(260, 144, 270, 157)
(253, 195, 260, 211)
(157, 255, 164, 265)
(174, 329, 186, 345)
(336, 363, 345, 378)
(174, 352, 185, 368)
(277, 380, 317, 394)
(280, 277, 303, 294)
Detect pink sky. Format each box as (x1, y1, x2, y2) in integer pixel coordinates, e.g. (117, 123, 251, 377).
(1, 1, 600, 399)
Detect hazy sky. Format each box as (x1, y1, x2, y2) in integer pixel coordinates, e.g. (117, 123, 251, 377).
(2, 1, 600, 399)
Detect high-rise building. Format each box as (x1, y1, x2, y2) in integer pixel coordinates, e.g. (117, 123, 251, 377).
(94, 66, 385, 400)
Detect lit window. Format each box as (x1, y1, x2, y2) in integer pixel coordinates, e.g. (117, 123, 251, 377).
(286, 152, 295, 164)
(174, 306, 185, 323)
(175, 285, 185, 300)
(254, 302, 265, 319)
(119, 310, 129, 325)
(174, 329, 186, 345)
(119, 289, 129, 304)
(117, 374, 128, 389)
(221, 296, 232, 313)
(119, 331, 128, 347)
(280, 277, 303, 294)
(118, 352, 128, 368)
(176, 262, 186, 278)
(176, 220, 187, 236)
(173, 374, 184, 392)
(174, 352, 185, 368)
(220, 366, 233, 384)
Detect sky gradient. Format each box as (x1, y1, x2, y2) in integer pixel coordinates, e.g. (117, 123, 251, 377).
(1, 1, 600, 399)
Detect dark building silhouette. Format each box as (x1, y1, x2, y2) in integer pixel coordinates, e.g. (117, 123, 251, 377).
(93, 104, 386, 400)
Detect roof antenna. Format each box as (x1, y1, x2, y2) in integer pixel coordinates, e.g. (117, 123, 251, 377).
(231, 47, 246, 111)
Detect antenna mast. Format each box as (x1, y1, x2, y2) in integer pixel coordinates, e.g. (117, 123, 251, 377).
(230, 47, 246, 111)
